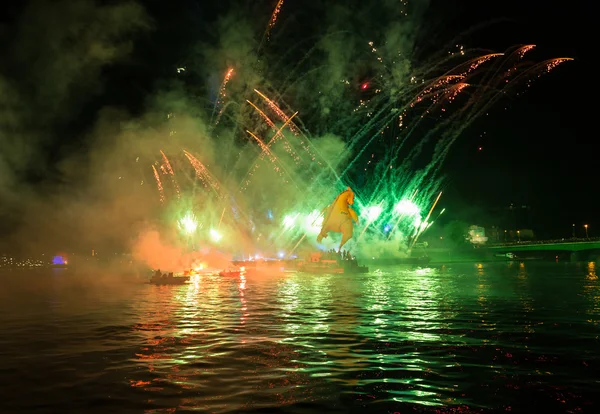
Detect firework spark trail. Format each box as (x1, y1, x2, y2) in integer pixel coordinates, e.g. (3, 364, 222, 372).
(243, 130, 303, 190)
(365, 80, 470, 201)
(247, 99, 277, 129)
(355, 201, 384, 243)
(240, 110, 302, 191)
(452, 53, 503, 77)
(152, 165, 165, 203)
(183, 150, 223, 198)
(253, 89, 326, 170)
(504, 45, 537, 74)
(410, 191, 442, 248)
(246, 100, 301, 161)
(288, 232, 307, 257)
(314, 51, 566, 246)
(266, 0, 285, 40)
(337, 67, 460, 171)
(479, 46, 534, 90)
(160, 150, 181, 198)
(339, 107, 399, 178)
(268, 111, 298, 146)
(276, 44, 329, 100)
(497, 45, 538, 85)
(253, 89, 341, 179)
(212, 68, 235, 125)
(412, 75, 465, 104)
(246, 130, 281, 167)
(344, 61, 491, 218)
(336, 46, 563, 216)
(517, 44, 536, 59)
(426, 57, 573, 178)
(254, 89, 301, 134)
(345, 49, 549, 212)
(381, 82, 470, 191)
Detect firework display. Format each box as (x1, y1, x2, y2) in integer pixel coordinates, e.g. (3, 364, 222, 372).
(142, 2, 570, 261)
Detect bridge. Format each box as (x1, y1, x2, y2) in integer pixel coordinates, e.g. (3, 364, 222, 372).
(488, 238, 600, 252)
(487, 238, 600, 260)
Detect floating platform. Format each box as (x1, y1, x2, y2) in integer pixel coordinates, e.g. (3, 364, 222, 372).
(296, 251, 368, 274)
(297, 260, 368, 274)
(231, 259, 295, 268)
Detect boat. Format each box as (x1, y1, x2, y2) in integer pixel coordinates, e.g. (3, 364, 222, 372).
(494, 252, 516, 259)
(296, 252, 368, 274)
(219, 268, 242, 277)
(148, 272, 190, 285)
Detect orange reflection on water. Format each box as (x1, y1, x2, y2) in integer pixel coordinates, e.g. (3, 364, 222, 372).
(238, 273, 248, 328)
(127, 271, 318, 411)
(587, 262, 597, 281)
(584, 262, 599, 316)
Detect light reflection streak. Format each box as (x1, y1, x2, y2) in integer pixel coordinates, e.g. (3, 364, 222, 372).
(277, 274, 333, 338)
(474, 264, 495, 339)
(276, 274, 336, 380)
(363, 271, 392, 342)
(391, 268, 444, 343)
(355, 268, 460, 407)
(515, 263, 535, 335)
(238, 273, 248, 329)
(584, 262, 599, 318)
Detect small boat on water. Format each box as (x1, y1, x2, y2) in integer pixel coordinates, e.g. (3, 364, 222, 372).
(148, 271, 190, 286)
(495, 252, 517, 259)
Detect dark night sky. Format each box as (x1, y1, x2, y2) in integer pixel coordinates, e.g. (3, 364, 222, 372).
(0, 0, 595, 247)
(439, 0, 595, 238)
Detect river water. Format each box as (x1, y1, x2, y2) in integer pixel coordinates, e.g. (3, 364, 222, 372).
(0, 261, 598, 413)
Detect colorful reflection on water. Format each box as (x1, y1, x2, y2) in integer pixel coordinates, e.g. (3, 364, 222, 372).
(1, 262, 599, 413)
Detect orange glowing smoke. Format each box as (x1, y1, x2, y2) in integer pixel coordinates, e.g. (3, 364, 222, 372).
(132, 230, 233, 272)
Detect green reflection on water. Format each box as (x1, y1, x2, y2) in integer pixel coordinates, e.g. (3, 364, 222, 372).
(128, 261, 600, 410)
(277, 274, 333, 338)
(358, 267, 446, 343)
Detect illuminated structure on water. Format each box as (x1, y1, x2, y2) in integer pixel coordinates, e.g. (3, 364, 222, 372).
(52, 255, 68, 266)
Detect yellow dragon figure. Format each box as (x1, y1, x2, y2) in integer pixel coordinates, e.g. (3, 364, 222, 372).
(316, 187, 359, 250)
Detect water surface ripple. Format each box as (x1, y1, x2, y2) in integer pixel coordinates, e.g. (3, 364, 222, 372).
(1, 261, 599, 413)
